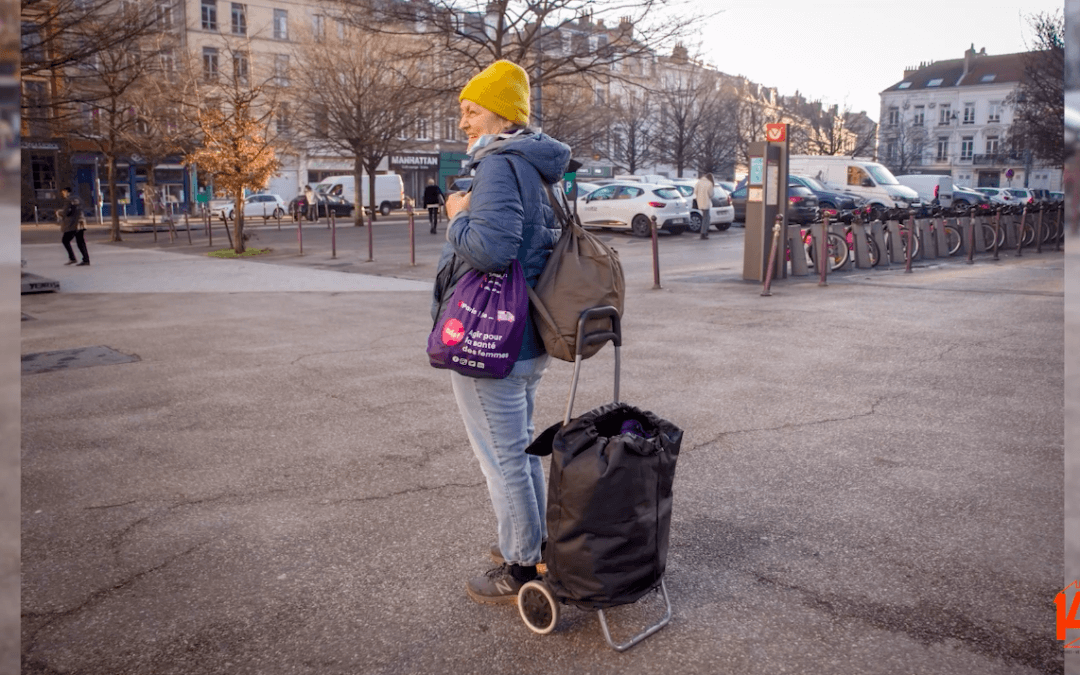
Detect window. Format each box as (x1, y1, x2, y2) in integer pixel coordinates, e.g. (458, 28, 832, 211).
(595, 88, 605, 105)
(897, 82, 911, 89)
(926, 78, 943, 87)
(201, 0, 217, 30)
(847, 166, 870, 187)
(416, 118, 429, 140)
(30, 154, 57, 198)
(232, 51, 249, 84)
(985, 135, 999, 155)
(886, 141, 896, 161)
(960, 136, 973, 160)
(336, 18, 345, 40)
(938, 103, 951, 125)
(313, 105, 328, 138)
(230, 3, 246, 35)
(274, 54, 289, 86)
(22, 22, 44, 63)
(887, 107, 900, 126)
(202, 46, 219, 80)
(936, 137, 949, 161)
(313, 14, 324, 39)
(987, 100, 1001, 123)
(157, 1, 173, 28)
(962, 102, 975, 125)
(913, 105, 925, 126)
(160, 48, 175, 73)
(980, 74, 996, 83)
(273, 8, 288, 39)
(588, 185, 618, 201)
(276, 105, 289, 134)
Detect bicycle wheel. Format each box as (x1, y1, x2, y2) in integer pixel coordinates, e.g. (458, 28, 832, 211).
(867, 235, 881, 267)
(944, 225, 962, 256)
(980, 223, 1003, 249)
(1021, 225, 1035, 247)
(896, 227, 921, 259)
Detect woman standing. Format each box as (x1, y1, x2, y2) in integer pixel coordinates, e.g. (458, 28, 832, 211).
(423, 178, 445, 234)
(432, 60, 570, 604)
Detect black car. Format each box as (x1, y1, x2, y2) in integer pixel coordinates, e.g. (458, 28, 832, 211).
(288, 193, 354, 220)
(787, 174, 859, 215)
(729, 184, 819, 225)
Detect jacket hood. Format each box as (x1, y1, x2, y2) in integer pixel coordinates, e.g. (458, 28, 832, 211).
(467, 129, 571, 185)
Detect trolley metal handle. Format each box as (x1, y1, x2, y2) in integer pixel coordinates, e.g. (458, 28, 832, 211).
(564, 306, 621, 426)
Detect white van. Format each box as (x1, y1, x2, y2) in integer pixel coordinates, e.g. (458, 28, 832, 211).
(786, 156, 920, 216)
(313, 174, 405, 216)
(894, 174, 953, 208)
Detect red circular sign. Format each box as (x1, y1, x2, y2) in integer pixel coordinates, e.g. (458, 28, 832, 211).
(441, 318, 465, 346)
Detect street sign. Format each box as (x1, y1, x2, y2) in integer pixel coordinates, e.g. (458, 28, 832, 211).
(196, 190, 209, 204)
(1006, 168, 1015, 179)
(766, 123, 787, 143)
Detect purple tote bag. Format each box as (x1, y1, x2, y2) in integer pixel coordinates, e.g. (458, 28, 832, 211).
(428, 259, 528, 379)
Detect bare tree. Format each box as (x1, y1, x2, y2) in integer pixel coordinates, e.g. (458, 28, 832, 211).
(288, 26, 437, 226)
(695, 92, 740, 178)
(348, 0, 711, 126)
(655, 61, 718, 177)
(608, 86, 655, 174)
(878, 117, 928, 175)
(55, 1, 167, 241)
(537, 78, 610, 157)
(1009, 10, 1064, 165)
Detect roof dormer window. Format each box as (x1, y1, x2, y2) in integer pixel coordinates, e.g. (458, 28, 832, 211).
(927, 78, 943, 87)
(897, 82, 911, 89)
(980, 74, 996, 82)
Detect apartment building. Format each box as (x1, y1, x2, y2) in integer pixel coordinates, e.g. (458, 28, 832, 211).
(879, 46, 1061, 191)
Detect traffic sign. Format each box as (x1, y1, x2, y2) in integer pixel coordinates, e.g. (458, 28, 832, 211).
(766, 123, 787, 143)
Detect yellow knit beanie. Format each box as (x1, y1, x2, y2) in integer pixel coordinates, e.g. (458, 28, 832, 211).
(459, 60, 531, 127)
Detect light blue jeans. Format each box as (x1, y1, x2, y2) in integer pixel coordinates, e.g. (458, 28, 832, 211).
(451, 354, 550, 567)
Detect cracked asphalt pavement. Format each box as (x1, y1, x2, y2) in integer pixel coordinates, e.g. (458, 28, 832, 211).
(19, 220, 1066, 674)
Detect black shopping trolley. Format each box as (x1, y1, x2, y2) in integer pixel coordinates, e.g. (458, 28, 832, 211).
(518, 307, 683, 651)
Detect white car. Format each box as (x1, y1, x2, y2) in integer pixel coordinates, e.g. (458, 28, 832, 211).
(576, 182, 692, 236)
(212, 193, 288, 220)
(975, 187, 1016, 205)
(666, 181, 733, 233)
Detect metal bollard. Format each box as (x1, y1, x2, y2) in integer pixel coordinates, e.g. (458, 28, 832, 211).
(34, 205, 40, 225)
(330, 210, 337, 259)
(185, 212, 192, 245)
(966, 212, 976, 264)
(905, 215, 914, 273)
(367, 206, 374, 262)
(1057, 205, 1063, 252)
(1036, 205, 1044, 254)
(762, 215, 783, 296)
(297, 216, 303, 256)
(408, 203, 416, 266)
(818, 214, 829, 286)
(992, 208, 1001, 261)
(1016, 206, 1027, 257)
(650, 215, 661, 290)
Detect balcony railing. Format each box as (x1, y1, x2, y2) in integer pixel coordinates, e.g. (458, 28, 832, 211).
(972, 153, 1023, 166)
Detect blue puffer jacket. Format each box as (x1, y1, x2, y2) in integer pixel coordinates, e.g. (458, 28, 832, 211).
(431, 129, 571, 362)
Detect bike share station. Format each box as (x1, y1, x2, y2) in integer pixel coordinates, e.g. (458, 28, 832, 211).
(742, 123, 1064, 292)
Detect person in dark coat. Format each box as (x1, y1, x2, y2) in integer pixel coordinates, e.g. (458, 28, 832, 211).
(423, 178, 445, 234)
(59, 188, 89, 266)
(433, 60, 570, 605)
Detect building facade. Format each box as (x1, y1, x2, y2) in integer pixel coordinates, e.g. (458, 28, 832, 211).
(879, 46, 1061, 191)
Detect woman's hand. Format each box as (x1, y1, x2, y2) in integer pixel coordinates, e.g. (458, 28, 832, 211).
(445, 191, 470, 220)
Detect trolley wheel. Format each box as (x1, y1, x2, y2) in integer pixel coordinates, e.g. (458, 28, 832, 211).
(518, 580, 558, 635)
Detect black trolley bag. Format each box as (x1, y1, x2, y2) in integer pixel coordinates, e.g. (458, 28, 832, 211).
(518, 307, 683, 651)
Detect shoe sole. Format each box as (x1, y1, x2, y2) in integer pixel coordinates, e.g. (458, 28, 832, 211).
(465, 585, 520, 605)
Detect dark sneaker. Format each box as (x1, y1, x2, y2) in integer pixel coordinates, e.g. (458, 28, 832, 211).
(76, 261, 90, 266)
(466, 564, 537, 605)
(65, 260, 77, 265)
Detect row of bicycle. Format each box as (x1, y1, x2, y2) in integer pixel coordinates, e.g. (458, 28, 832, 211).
(799, 202, 1065, 272)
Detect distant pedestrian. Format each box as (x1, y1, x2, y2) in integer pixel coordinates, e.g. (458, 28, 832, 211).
(58, 187, 89, 266)
(694, 172, 714, 239)
(303, 184, 316, 221)
(423, 178, 445, 234)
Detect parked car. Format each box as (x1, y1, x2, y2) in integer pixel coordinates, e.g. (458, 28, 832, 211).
(288, 193, 354, 219)
(573, 181, 601, 199)
(667, 180, 732, 232)
(716, 180, 736, 194)
(951, 185, 989, 208)
(575, 182, 691, 236)
(216, 193, 287, 220)
(1028, 188, 1053, 203)
(974, 187, 1015, 205)
(728, 184, 819, 225)
(1049, 191, 1064, 203)
(1004, 188, 1035, 205)
(787, 174, 860, 214)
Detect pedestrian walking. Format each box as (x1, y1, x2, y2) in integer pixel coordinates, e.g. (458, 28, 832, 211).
(695, 172, 715, 239)
(58, 187, 90, 266)
(432, 60, 571, 605)
(303, 184, 316, 221)
(423, 178, 446, 234)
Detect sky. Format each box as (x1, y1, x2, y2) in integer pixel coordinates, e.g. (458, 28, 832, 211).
(696, 0, 1062, 123)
